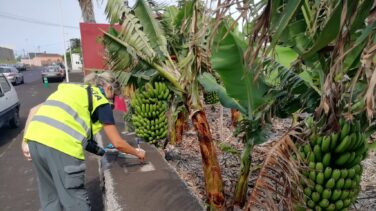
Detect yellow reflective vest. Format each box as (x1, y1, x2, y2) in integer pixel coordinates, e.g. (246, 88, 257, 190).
(24, 83, 109, 160)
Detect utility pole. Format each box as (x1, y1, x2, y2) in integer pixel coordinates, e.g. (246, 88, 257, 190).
(59, 0, 69, 82)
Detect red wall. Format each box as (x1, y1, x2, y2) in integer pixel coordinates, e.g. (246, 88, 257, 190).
(79, 23, 120, 75)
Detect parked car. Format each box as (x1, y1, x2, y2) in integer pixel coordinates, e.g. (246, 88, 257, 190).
(0, 66, 24, 85)
(15, 63, 27, 71)
(51, 62, 68, 72)
(41, 65, 65, 82)
(0, 73, 20, 128)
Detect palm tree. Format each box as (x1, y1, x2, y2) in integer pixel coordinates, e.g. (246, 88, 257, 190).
(78, 0, 96, 22)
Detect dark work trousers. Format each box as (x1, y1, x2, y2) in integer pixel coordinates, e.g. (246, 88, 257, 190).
(28, 141, 91, 211)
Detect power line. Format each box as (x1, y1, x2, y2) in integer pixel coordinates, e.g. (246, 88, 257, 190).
(0, 11, 79, 29)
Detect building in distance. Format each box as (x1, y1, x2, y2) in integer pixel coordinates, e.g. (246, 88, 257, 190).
(21, 53, 63, 67)
(0, 47, 16, 64)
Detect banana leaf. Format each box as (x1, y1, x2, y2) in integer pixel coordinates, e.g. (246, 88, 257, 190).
(174, 0, 194, 30)
(301, 1, 343, 59)
(349, 0, 374, 34)
(270, 0, 302, 48)
(134, 0, 169, 58)
(343, 21, 376, 73)
(113, 71, 132, 86)
(264, 56, 319, 117)
(270, 0, 283, 27)
(105, 0, 156, 61)
(163, 6, 179, 22)
(103, 27, 138, 72)
(211, 22, 269, 117)
(274, 46, 298, 68)
(160, 6, 179, 45)
(280, 20, 310, 54)
(198, 73, 246, 114)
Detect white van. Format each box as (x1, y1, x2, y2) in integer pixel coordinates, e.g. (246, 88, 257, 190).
(0, 73, 20, 128)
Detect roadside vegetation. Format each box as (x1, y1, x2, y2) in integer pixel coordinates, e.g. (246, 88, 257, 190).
(98, 0, 376, 210)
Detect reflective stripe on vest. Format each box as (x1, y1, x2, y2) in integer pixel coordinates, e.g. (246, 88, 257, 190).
(32, 115, 87, 142)
(43, 100, 90, 137)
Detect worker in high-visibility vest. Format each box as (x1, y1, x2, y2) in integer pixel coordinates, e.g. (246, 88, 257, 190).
(21, 72, 145, 211)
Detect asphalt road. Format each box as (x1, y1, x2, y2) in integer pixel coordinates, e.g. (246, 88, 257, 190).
(0, 68, 103, 210)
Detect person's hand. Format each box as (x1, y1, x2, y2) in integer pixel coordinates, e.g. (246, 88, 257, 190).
(136, 148, 145, 162)
(22, 141, 32, 161)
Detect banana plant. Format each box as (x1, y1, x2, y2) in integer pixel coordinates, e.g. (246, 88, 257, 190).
(200, 0, 307, 205)
(238, 0, 376, 209)
(265, 0, 376, 138)
(198, 21, 273, 208)
(104, 0, 225, 209)
(198, 12, 309, 207)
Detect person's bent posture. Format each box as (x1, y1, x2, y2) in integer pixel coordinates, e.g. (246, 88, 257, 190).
(22, 72, 145, 211)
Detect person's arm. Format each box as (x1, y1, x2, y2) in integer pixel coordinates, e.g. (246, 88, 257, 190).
(21, 104, 42, 160)
(103, 124, 145, 161)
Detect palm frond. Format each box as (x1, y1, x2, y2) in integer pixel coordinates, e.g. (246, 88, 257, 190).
(245, 133, 303, 211)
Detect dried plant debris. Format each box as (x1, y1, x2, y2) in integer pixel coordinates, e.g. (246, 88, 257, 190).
(245, 134, 303, 211)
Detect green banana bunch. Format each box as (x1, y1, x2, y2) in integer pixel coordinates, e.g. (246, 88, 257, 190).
(130, 82, 171, 146)
(204, 91, 219, 105)
(300, 119, 368, 211)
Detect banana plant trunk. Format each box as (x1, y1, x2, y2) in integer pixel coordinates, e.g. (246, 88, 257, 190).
(191, 110, 225, 210)
(231, 109, 241, 127)
(175, 112, 186, 144)
(233, 135, 253, 208)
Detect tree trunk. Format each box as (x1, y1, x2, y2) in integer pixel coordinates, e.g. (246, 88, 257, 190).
(191, 110, 225, 210)
(233, 135, 253, 208)
(78, 0, 96, 23)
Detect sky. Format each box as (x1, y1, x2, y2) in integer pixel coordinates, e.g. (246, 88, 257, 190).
(0, 0, 110, 56)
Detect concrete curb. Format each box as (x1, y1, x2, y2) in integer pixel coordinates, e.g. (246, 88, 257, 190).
(96, 132, 122, 211)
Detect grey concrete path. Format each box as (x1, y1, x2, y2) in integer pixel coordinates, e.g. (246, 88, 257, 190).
(97, 114, 204, 211)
